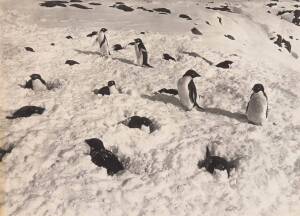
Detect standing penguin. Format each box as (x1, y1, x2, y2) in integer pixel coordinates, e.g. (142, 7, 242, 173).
(246, 83, 268, 125)
(96, 28, 110, 56)
(177, 69, 203, 111)
(23, 74, 47, 91)
(134, 38, 152, 67)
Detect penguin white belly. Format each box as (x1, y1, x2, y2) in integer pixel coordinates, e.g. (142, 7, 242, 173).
(177, 77, 194, 110)
(246, 92, 268, 125)
(134, 44, 142, 66)
(98, 33, 109, 56)
(109, 86, 118, 94)
(32, 79, 47, 91)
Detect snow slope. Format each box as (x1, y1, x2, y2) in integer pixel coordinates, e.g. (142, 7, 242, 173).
(0, 0, 300, 215)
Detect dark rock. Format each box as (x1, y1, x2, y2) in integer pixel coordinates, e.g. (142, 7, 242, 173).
(66, 35, 73, 39)
(289, 36, 294, 39)
(65, 60, 80, 65)
(266, 3, 277, 7)
(217, 17, 222, 24)
(224, 34, 235, 40)
(111, 3, 134, 12)
(216, 60, 233, 69)
(206, 5, 232, 13)
(163, 53, 176, 61)
(70, 4, 92, 9)
(89, 2, 102, 6)
(87, 31, 98, 37)
(6, 106, 45, 119)
(206, 21, 211, 25)
(140, 32, 145, 34)
(191, 27, 202, 35)
(25, 47, 35, 52)
(40, 1, 68, 7)
(51, 43, 55, 46)
(179, 14, 192, 20)
(153, 8, 171, 14)
(70, 0, 82, 2)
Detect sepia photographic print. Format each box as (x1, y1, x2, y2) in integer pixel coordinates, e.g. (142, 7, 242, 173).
(0, 0, 300, 215)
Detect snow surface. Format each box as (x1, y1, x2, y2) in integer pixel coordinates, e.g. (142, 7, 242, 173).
(0, 0, 300, 215)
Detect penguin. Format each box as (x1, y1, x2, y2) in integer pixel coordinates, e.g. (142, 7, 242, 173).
(93, 81, 117, 96)
(177, 69, 203, 111)
(85, 138, 124, 176)
(134, 38, 152, 67)
(23, 74, 47, 91)
(198, 146, 237, 178)
(246, 83, 268, 125)
(96, 28, 110, 56)
(121, 116, 155, 133)
(6, 106, 45, 119)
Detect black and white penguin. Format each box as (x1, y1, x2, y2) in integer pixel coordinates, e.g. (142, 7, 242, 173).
(198, 146, 236, 178)
(246, 83, 268, 125)
(96, 28, 110, 56)
(23, 74, 47, 91)
(85, 138, 124, 176)
(6, 106, 45, 119)
(121, 116, 155, 133)
(177, 69, 203, 111)
(134, 38, 152, 67)
(93, 80, 117, 96)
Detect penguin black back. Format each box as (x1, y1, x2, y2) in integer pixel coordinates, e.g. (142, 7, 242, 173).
(127, 116, 151, 128)
(198, 146, 235, 178)
(85, 138, 124, 175)
(6, 106, 45, 119)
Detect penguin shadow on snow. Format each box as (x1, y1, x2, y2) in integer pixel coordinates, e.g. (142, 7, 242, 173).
(74, 49, 101, 56)
(204, 107, 248, 123)
(112, 57, 137, 66)
(141, 94, 185, 110)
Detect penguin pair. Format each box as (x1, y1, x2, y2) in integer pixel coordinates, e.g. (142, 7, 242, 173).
(95, 28, 110, 56)
(85, 138, 124, 176)
(22, 74, 47, 91)
(93, 81, 117, 96)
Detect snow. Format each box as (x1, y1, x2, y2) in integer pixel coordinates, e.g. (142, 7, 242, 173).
(0, 0, 300, 215)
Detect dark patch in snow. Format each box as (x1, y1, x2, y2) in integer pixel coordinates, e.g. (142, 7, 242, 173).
(25, 47, 35, 52)
(40, 1, 68, 8)
(89, 2, 102, 6)
(205, 107, 247, 122)
(65, 60, 80, 65)
(51, 43, 55, 46)
(66, 35, 73, 39)
(179, 14, 192, 20)
(70, 0, 82, 2)
(75, 49, 101, 55)
(206, 21, 211, 25)
(216, 60, 233, 68)
(277, 10, 293, 16)
(87, 31, 98, 37)
(206, 5, 232, 13)
(273, 34, 291, 52)
(140, 32, 145, 34)
(157, 88, 178, 95)
(6, 106, 45, 119)
(121, 116, 156, 133)
(142, 94, 184, 110)
(266, 3, 277, 7)
(163, 53, 176, 61)
(182, 51, 214, 65)
(110, 3, 134, 12)
(153, 8, 171, 14)
(113, 44, 123, 51)
(217, 17, 222, 24)
(191, 27, 202, 35)
(70, 4, 92, 9)
(0, 145, 14, 162)
(136, 6, 153, 12)
(224, 34, 235, 40)
(289, 36, 294, 39)
(85, 138, 124, 176)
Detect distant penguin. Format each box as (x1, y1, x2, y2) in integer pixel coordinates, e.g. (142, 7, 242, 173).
(198, 146, 237, 178)
(6, 106, 45, 119)
(96, 28, 110, 56)
(85, 138, 124, 175)
(177, 69, 203, 111)
(23, 74, 47, 91)
(93, 80, 117, 96)
(246, 83, 268, 125)
(121, 116, 155, 133)
(134, 38, 152, 67)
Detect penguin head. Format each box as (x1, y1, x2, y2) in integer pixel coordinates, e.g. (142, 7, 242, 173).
(85, 138, 105, 151)
(30, 74, 42, 80)
(108, 80, 116, 87)
(134, 38, 142, 43)
(183, 69, 201, 78)
(252, 83, 264, 93)
(100, 28, 107, 32)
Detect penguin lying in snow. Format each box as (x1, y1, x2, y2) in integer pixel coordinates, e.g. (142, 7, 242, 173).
(21, 74, 47, 91)
(0, 145, 14, 162)
(121, 116, 155, 133)
(177, 69, 204, 111)
(6, 106, 45, 119)
(246, 83, 269, 125)
(198, 146, 237, 178)
(85, 138, 124, 176)
(93, 81, 117, 96)
(134, 38, 153, 68)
